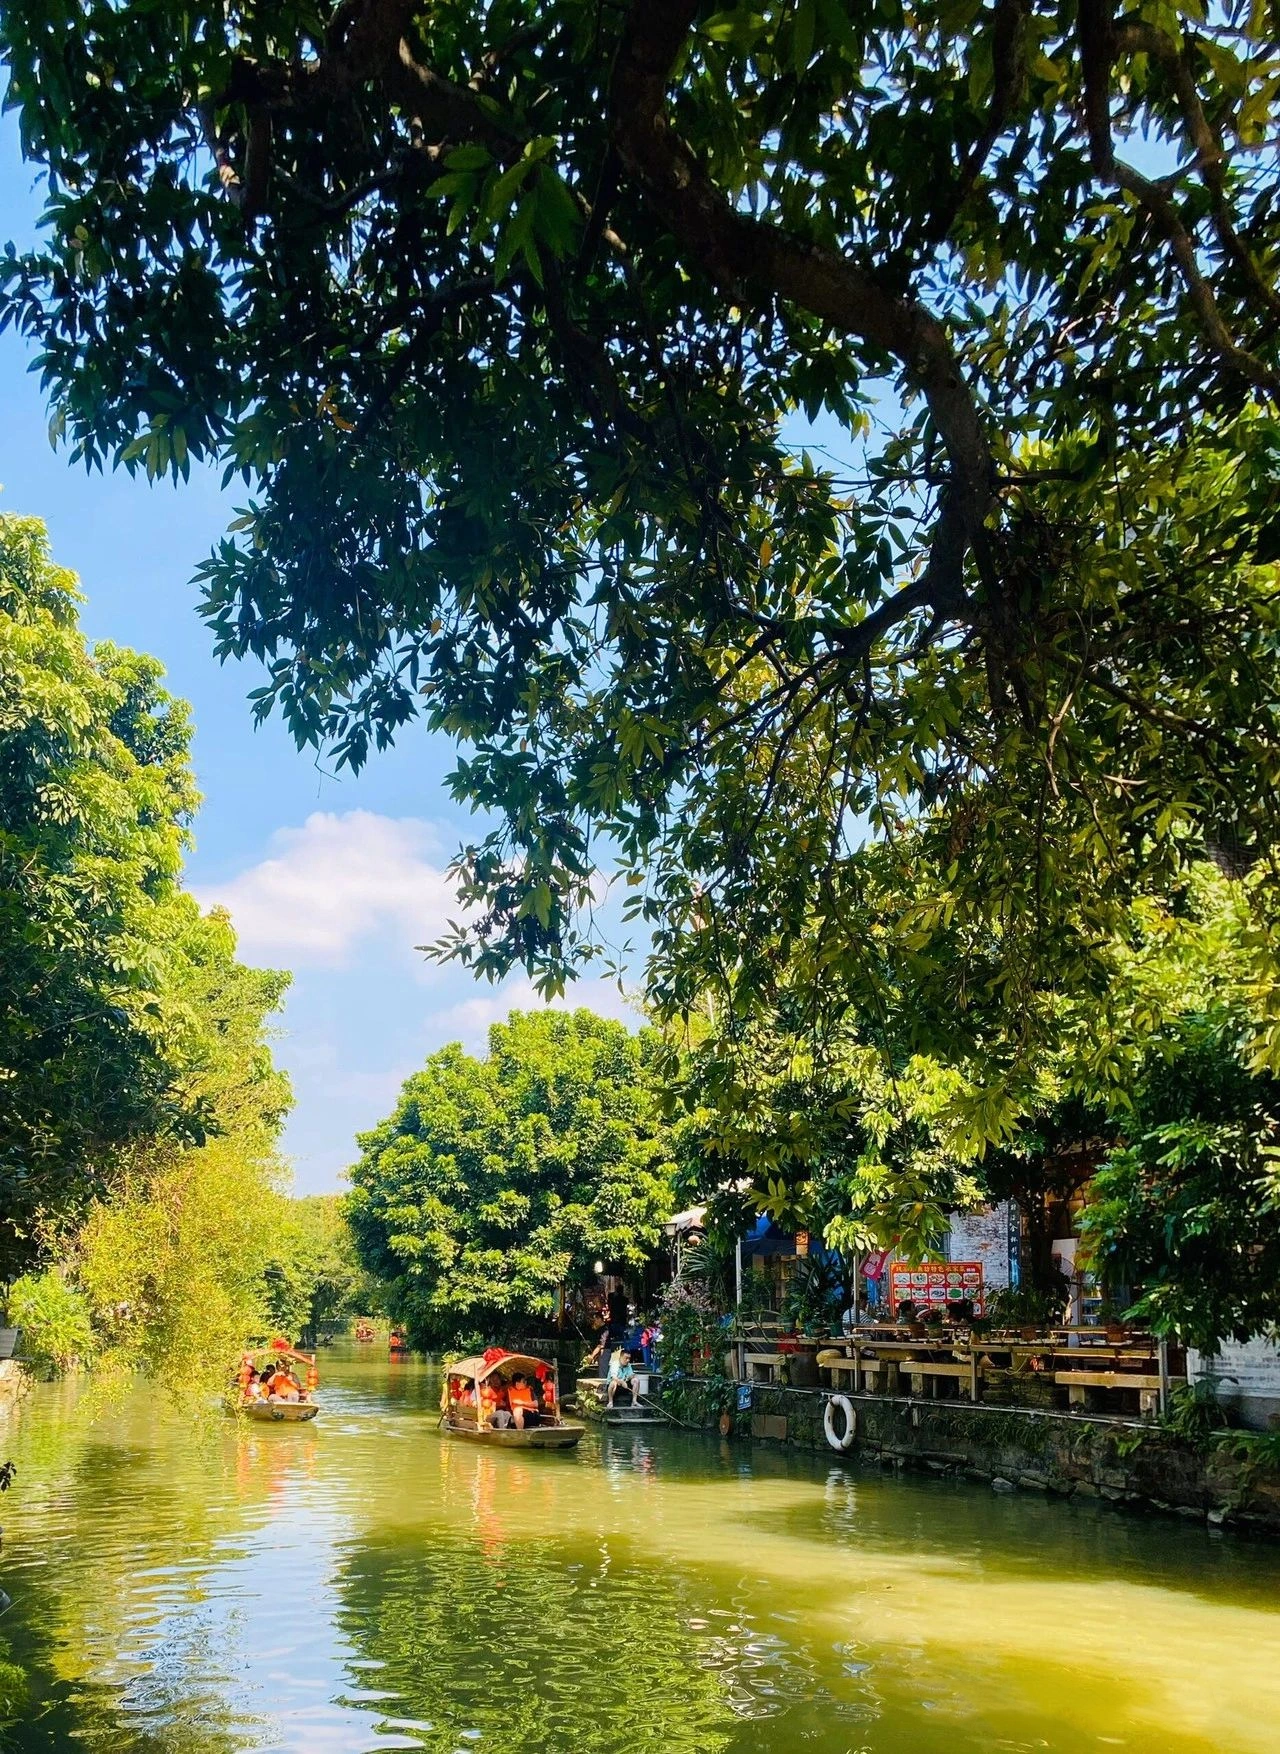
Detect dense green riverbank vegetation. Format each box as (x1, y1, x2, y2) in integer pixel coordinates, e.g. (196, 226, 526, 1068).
(0, 515, 370, 1390)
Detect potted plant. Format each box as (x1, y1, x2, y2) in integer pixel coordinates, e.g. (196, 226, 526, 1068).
(987, 1282, 1063, 1340)
(1095, 1296, 1129, 1345)
(782, 1255, 842, 1341)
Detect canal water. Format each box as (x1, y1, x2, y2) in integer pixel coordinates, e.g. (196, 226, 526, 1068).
(0, 1348, 1276, 1753)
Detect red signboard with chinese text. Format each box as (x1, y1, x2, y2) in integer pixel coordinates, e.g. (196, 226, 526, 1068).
(888, 1261, 985, 1316)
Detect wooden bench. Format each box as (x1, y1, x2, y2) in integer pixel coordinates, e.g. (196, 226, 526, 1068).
(817, 1349, 857, 1391)
(1054, 1370, 1163, 1417)
(905, 1357, 984, 1402)
(817, 1346, 901, 1395)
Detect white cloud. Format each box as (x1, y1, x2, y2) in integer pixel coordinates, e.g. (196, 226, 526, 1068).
(425, 974, 643, 1052)
(196, 810, 461, 966)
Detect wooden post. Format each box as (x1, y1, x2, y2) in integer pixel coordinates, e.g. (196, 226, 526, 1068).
(1158, 1336, 1170, 1418)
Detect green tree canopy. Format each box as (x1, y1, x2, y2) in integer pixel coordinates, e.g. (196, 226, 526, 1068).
(0, 514, 206, 1274)
(346, 1009, 675, 1348)
(1080, 1015, 1280, 1355)
(0, 514, 297, 1393)
(69, 900, 293, 1391)
(3, 0, 1280, 1060)
(672, 860, 1280, 1349)
(261, 1194, 378, 1340)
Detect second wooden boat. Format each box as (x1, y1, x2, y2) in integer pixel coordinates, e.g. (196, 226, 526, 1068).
(440, 1352, 585, 1449)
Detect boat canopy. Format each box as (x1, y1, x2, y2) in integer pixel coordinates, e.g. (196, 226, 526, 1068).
(445, 1352, 550, 1385)
(241, 1346, 315, 1370)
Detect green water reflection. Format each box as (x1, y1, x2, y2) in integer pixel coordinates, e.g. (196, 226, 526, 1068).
(0, 1348, 1276, 1752)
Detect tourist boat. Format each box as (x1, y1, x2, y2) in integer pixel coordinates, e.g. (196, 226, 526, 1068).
(354, 1320, 375, 1342)
(234, 1345, 320, 1422)
(440, 1351, 584, 1449)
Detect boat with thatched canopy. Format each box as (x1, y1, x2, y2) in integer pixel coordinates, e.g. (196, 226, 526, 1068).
(440, 1351, 584, 1449)
(234, 1344, 321, 1422)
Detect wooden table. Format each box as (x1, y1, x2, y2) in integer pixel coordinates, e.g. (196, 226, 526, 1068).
(815, 1330, 1168, 1415)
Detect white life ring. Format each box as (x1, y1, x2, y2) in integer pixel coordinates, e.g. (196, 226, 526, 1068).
(824, 1394, 856, 1453)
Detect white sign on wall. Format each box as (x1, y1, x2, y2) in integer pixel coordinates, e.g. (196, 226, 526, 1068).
(947, 1203, 1013, 1292)
(1188, 1336, 1280, 1413)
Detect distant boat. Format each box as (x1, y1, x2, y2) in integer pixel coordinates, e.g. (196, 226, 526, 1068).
(440, 1352, 584, 1450)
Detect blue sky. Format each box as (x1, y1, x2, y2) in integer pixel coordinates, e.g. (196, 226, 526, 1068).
(0, 114, 640, 1193)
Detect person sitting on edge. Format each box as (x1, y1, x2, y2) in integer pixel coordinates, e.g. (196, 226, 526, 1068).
(606, 1348, 635, 1408)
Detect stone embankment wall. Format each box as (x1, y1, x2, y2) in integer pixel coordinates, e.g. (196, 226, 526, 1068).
(728, 1384, 1280, 1538)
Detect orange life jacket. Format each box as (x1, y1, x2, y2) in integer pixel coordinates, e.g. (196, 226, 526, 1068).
(508, 1381, 536, 1412)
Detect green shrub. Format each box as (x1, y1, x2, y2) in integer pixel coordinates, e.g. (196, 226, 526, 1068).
(987, 1280, 1067, 1329)
(1214, 1428, 1280, 1474)
(6, 1271, 93, 1375)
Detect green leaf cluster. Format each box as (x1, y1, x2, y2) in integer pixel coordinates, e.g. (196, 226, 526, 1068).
(0, 513, 296, 1391)
(2, 0, 1280, 1034)
(260, 1194, 379, 1340)
(1080, 1014, 1280, 1355)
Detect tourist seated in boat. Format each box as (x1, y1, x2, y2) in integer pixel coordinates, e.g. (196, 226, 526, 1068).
(263, 1363, 302, 1401)
(508, 1372, 542, 1428)
(480, 1377, 511, 1427)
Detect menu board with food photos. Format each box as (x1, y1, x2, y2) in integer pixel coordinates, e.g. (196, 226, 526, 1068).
(888, 1261, 985, 1316)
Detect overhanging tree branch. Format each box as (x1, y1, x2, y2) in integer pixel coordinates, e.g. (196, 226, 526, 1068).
(1114, 159, 1280, 395)
(1115, 20, 1280, 323)
(608, 0, 990, 624)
